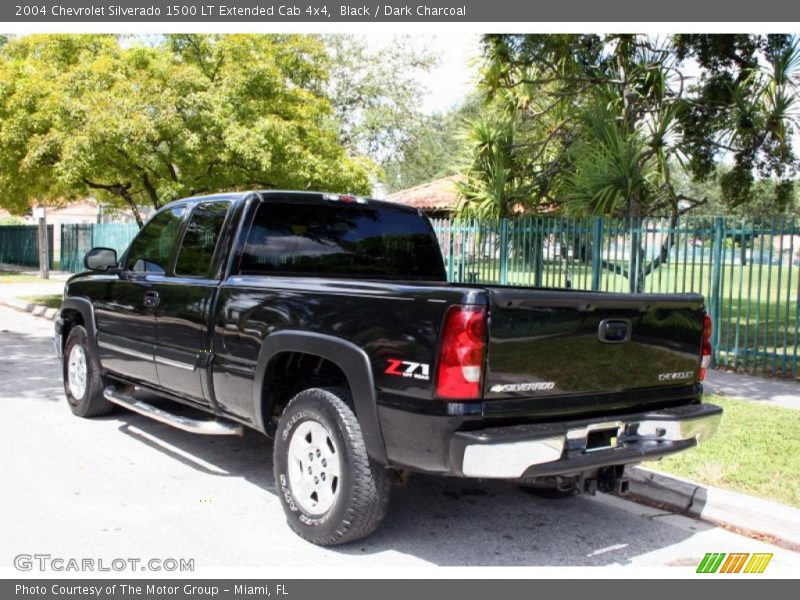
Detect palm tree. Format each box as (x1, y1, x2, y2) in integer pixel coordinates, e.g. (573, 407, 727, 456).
(455, 114, 529, 220)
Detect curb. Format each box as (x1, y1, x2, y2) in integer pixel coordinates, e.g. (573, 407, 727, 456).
(627, 466, 800, 548)
(0, 297, 59, 321)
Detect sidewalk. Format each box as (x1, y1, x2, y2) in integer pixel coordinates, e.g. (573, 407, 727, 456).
(704, 369, 800, 410)
(0, 271, 69, 320)
(627, 467, 800, 549)
(0, 272, 69, 299)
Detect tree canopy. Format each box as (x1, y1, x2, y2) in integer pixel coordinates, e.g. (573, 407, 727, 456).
(457, 34, 800, 290)
(325, 34, 438, 166)
(0, 34, 375, 224)
(382, 96, 480, 193)
(459, 34, 799, 221)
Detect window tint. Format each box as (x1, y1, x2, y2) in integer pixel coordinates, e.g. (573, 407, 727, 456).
(175, 202, 230, 277)
(239, 201, 446, 280)
(126, 207, 186, 274)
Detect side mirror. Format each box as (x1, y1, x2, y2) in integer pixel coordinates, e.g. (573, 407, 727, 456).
(84, 247, 118, 272)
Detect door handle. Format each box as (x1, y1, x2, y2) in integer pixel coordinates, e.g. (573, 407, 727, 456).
(143, 291, 160, 308)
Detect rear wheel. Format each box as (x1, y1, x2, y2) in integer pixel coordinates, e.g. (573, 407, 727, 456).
(63, 326, 114, 418)
(274, 387, 392, 545)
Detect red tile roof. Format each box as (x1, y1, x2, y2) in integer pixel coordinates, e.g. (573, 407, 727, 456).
(385, 175, 463, 212)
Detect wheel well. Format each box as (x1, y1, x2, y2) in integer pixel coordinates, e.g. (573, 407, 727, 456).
(60, 309, 85, 350)
(261, 352, 351, 428)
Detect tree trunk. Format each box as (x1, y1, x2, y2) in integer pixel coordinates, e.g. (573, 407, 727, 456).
(82, 179, 145, 228)
(142, 173, 162, 211)
(629, 227, 645, 293)
(36, 205, 49, 279)
(122, 192, 144, 228)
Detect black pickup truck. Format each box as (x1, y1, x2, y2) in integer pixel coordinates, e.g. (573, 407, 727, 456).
(55, 190, 721, 545)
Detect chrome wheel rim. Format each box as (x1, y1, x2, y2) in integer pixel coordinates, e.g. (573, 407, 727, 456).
(67, 344, 88, 399)
(287, 420, 341, 515)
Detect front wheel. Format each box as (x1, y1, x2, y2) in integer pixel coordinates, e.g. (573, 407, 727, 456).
(274, 387, 392, 545)
(63, 325, 114, 418)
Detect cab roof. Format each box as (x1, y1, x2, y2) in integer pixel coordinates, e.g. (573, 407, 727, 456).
(160, 190, 422, 215)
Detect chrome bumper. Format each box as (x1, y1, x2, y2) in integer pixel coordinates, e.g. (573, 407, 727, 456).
(453, 403, 722, 479)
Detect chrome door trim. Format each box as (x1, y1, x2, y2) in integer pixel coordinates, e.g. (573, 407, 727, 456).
(98, 339, 153, 362)
(154, 355, 196, 372)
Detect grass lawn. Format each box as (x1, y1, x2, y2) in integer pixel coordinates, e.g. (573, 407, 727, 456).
(19, 294, 62, 309)
(646, 395, 800, 508)
(0, 270, 46, 284)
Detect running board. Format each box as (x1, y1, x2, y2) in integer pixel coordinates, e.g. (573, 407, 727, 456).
(103, 386, 243, 436)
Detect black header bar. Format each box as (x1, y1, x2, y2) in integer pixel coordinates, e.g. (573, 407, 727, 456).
(3, 0, 800, 23)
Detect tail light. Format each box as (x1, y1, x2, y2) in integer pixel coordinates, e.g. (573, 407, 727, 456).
(435, 305, 487, 400)
(699, 312, 712, 381)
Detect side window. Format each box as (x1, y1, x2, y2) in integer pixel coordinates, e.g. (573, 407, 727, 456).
(174, 202, 230, 278)
(126, 207, 186, 274)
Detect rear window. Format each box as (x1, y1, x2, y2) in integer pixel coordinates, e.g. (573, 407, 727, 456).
(238, 201, 446, 280)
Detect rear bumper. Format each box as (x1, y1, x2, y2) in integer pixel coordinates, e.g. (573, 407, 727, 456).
(449, 403, 722, 479)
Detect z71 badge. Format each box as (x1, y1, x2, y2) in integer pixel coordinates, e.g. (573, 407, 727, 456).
(384, 359, 430, 381)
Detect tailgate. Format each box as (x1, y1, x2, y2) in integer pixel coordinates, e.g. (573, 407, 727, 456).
(484, 289, 705, 407)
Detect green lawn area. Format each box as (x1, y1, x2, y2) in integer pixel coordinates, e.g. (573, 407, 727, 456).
(645, 395, 800, 508)
(0, 270, 45, 284)
(19, 294, 62, 309)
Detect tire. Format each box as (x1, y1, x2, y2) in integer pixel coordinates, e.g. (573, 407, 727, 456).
(274, 387, 392, 546)
(63, 325, 115, 418)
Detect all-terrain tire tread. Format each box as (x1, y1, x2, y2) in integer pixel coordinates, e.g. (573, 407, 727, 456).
(279, 387, 392, 546)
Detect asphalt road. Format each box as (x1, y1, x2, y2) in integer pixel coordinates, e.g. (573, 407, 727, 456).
(1, 304, 797, 571)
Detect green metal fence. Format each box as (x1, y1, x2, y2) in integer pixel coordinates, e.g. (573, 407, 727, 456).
(0, 225, 54, 269)
(60, 223, 139, 272)
(432, 216, 800, 377)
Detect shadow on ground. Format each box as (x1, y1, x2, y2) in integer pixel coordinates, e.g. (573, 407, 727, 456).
(0, 326, 64, 402)
(106, 394, 707, 567)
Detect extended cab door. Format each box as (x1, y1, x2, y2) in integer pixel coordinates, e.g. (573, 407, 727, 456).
(151, 200, 232, 405)
(94, 206, 187, 384)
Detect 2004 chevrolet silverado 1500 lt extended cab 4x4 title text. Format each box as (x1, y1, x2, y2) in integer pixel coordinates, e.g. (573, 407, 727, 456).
(54, 190, 721, 545)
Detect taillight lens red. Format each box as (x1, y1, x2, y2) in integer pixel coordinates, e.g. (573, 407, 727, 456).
(435, 305, 487, 400)
(703, 313, 712, 340)
(699, 312, 712, 381)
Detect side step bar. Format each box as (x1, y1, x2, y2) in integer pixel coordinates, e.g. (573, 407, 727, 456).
(103, 386, 243, 436)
